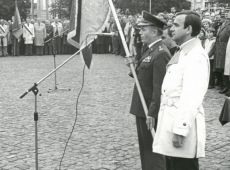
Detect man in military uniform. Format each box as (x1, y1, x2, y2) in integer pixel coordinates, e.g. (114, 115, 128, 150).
(129, 11, 171, 170)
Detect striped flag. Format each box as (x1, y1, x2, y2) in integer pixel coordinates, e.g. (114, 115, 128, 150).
(12, 0, 23, 39)
(67, 0, 111, 68)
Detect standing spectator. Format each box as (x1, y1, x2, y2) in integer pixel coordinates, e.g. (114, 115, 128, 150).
(199, 27, 207, 48)
(62, 19, 70, 54)
(124, 15, 132, 47)
(153, 11, 209, 170)
(51, 17, 63, 54)
(214, 13, 230, 94)
(111, 19, 120, 55)
(128, 17, 137, 57)
(11, 16, 20, 56)
(7, 20, 12, 55)
(0, 19, 9, 57)
(23, 18, 35, 56)
(129, 11, 171, 170)
(204, 28, 216, 89)
(224, 13, 230, 96)
(44, 20, 53, 55)
(34, 19, 46, 55)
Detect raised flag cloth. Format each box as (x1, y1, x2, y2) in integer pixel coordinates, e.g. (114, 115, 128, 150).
(67, 0, 111, 68)
(12, 1, 23, 39)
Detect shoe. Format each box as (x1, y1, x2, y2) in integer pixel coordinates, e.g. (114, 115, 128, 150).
(215, 86, 222, 90)
(208, 85, 214, 89)
(219, 88, 229, 94)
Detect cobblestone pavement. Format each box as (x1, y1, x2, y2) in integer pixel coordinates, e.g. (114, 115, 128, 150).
(0, 54, 229, 170)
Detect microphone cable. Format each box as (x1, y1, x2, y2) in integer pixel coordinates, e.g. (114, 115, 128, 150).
(58, 64, 86, 170)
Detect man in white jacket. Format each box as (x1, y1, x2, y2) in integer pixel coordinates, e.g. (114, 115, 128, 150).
(152, 10, 210, 170)
(23, 18, 35, 56)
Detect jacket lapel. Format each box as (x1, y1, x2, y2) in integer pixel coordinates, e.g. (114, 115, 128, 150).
(166, 50, 180, 69)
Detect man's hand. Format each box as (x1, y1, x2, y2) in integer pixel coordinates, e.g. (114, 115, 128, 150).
(172, 134, 185, 148)
(146, 116, 155, 130)
(125, 57, 135, 67)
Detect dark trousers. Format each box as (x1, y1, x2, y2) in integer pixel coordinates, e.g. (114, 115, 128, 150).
(136, 117, 166, 170)
(25, 44, 33, 56)
(54, 37, 62, 54)
(166, 156, 199, 170)
(112, 35, 120, 55)
(209, 59, 215, 86)
(35, 46, 44, 55)
(12, 37, 20, 56)
(44, 44, 53, 55)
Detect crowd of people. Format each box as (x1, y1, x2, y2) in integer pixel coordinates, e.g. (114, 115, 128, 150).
(0, 17, 76, 57)
(0, 6, 230, 96)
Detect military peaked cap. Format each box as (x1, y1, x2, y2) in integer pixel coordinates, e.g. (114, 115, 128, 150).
(137, 10, 166, 29)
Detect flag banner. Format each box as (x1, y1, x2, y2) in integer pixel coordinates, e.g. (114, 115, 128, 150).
(67, 0, 111, 68)
(81, 43, 92, 69)
(12, 2, 23, 39)
(0, 25, 6, 33)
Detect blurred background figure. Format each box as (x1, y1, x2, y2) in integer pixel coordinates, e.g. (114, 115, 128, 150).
(0, 19, 9, 57)
(34, 18, 46, 55)
(51, 17, 63, 54)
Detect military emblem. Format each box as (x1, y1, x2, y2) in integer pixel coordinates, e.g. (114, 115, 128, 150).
(159, 46, 163, 51)
(143, 56, 152, 62)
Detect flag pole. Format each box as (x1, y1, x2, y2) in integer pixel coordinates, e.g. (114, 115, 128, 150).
(149, 0, 152, 13)
(108, 0, 154, 135)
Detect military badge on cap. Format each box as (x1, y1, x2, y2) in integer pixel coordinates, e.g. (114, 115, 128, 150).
(159, 46, 163, 51)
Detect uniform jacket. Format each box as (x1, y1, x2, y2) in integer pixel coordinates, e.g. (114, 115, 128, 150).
(23, 23, 35, 44)
(0, 24, 9, 46)
(34, 22, 46, 46)
(153, 38, 210, 158)
(130, 40, 171, 119)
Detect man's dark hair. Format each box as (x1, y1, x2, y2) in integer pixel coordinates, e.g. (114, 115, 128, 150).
(176, 10, 201, 37)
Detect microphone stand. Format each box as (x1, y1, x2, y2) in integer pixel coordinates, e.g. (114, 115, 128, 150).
(19, 32, 100, 170)
(45, 29, 71, 93)
(19, 48, 81, 170)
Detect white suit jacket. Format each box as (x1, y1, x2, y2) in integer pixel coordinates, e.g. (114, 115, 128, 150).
(153, 38, 210, 158)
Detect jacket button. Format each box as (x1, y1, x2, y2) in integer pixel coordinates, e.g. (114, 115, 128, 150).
(183, 123, 187, 126)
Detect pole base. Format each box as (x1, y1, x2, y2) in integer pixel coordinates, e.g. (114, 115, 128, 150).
(47, 86, 71, 93)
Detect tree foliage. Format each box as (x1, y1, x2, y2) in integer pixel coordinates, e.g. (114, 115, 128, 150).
(50, 0, 72, 19)
(0, 0, 31, 20)
(115, 0, 191, 14)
